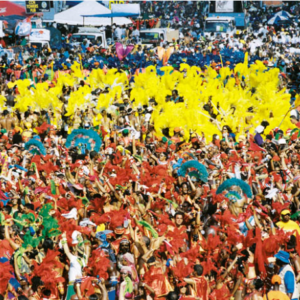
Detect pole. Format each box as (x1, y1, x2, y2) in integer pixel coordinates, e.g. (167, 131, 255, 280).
(278, 107, 292, 128)
(83, 16, 85, 26)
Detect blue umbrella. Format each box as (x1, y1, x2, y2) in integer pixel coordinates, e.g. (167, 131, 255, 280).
(274, 11, 293, 18)
(267, 15, 289, 25)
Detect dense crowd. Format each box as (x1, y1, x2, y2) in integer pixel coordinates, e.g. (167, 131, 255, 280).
(1, 1, 300, 300)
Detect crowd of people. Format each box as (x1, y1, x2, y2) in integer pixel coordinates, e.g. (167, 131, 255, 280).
(1, 1, 300, 300)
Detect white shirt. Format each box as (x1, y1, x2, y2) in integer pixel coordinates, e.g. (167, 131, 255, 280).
(68, 254, 82, 282)
(132, 29, 140, 37)
(114, 27, 123, 39)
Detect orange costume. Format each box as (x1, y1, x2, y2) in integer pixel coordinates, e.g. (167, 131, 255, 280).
(144, 265, 172, 299)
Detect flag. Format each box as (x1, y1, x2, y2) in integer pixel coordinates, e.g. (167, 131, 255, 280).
(18, 52, 23, 66)
(115, 43, 134, 61)
(81, 44, 86, 54)
(219, 54, 223, 68)
(248, 140, 266, 152)
(157, 47, 174, 66)
(78, 54, 82, 70)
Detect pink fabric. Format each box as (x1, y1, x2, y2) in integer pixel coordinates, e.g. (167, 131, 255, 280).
(115, 43, 134, 61)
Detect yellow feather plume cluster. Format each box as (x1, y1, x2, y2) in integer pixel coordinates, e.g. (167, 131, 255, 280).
(7, 60, 293, 138)
(131, 59, 292, 140)
(9, 63, 130, 126)
(13, 80, 62, 113)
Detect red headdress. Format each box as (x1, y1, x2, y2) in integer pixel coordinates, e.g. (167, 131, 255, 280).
(87, 249, 110, 280)
(112, 150, 123, 165)
(150, 211, 175, 227)
(253, 227, 267, 278)
(201, 234, 222, 254)
(171, 260, 194, 286)
(166, 227, 188, 254)
(264, 230, 292, 257)
(57, 217, 91, 246)
(180, 245, 201, 261)
(272, 202, 290, 217)
(202, 257, 220, 276)
(0, 239, 14, 259)
(151, 198, 167, 211)
(0, 261, 13, 294)
(36, 122, 51, 134)
(225, 225, 243, 246)
(29, 256, 65, 295)
(295, 232, 300, 256)
(214, 210, 237, 227)
(79, 276, 98, 297)
(95, 209, 127, 230)
(90, 197, 106, 214)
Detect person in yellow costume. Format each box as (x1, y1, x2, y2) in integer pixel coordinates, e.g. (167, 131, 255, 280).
(263, 275, 290, 300)
(22, 122, 34, 142)
(276, 209, 300, 235)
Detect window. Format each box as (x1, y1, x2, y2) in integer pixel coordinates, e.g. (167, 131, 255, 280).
(140, 32, 160, 43)
(205, 22, 230, 33)
(72, 35, 96, 43)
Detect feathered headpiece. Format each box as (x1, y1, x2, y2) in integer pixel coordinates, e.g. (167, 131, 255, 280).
(36, 122, 51, 134)
(87, 248, 110, 280)
(166, 227, 188, 253)
(171, 260, 194, 286)
(29, 257, 65, 295)
(217, 178, 252, 198)
(178, 160, 208, 182)
(0, 261, 13, 294)
(65, 129, 102, 152)
(137, 220, 159, 238)
(25, 138, 46, 155)
(225, 191, 242, 202)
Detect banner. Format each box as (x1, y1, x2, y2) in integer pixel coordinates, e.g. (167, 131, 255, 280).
(215, 1, 234, 13)
(25, 1, 50, 13)
(15, 20, 32, 37)
(29, 29, 50, 41)
(109, 1, 124, 10)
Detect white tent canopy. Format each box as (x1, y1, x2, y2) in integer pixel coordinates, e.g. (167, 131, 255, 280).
(54, 1, 132, 26)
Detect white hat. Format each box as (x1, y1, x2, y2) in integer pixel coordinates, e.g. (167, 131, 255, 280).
(290, 110, 298, 118)
(71, 230, 81, 245)
(255, 125, 264, 134)
(79, 218, 96, 227)
(278, 138, 286, 145)
(62, 207, 78, 220)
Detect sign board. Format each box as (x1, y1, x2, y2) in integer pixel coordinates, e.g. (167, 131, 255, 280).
(109, 1, 124, 10)
(29, 29, 50, 41)
(25, 1, 51, 13)
(215, 1, 234, 13)
(111, 3, 140, 15)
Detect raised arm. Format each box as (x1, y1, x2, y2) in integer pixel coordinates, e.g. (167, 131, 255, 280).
(61, 231, 73, 260)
